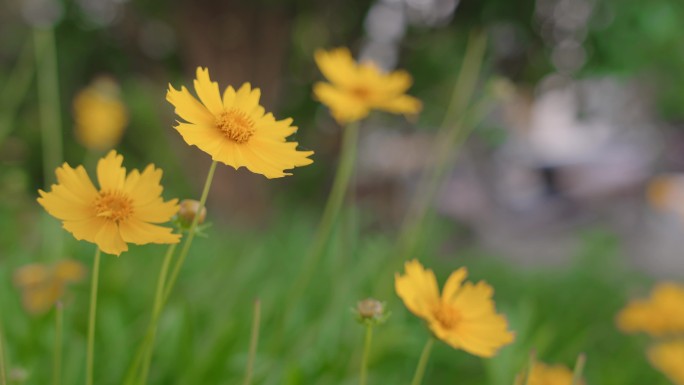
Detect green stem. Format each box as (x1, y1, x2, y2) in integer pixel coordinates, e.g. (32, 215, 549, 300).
(570, 353, 586, 385)
(85, 248, 102, 385)
(359, 324, 373, 385)
(410, 338, 434, 385)
(138, 243, 177, 384)
(283, 122, 360, 317)
(0, 314, 7, 385)
(0, 39, 34, 145)
(242, 300, 261, 385)
(521, 350, 536, 385)
(53, 302, 64, 385)
(396, 32, 487, 264)
(162, 160, 217, 303)
(34, 27, 63, 186)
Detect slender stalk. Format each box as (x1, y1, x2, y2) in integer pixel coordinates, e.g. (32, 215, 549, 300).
(85, 248, 102, 385)
(359, 324, 373, 385)
(34, 27, 63, 186)
(0, 39, 35, 145)
(162, 160, 217, 302)
(138, 243, 177, 384)
(570, 353, 586, 385)
(396, 32, 487, 264)
(242, 300, 261, 385)
(410, 338, 434, 385)
(53, 302, 64, 385)
(0, 314, 7, 385)
(283, 122, 360, 316)
(522, 350, 536, 385)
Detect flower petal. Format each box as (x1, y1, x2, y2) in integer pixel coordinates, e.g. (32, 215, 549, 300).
(134, 198, 179, 224)
(119, 218, 181, 245)
(166, 85, 215, 126)
(313, 82, 370, 124)
(97, 150, 126, 191)
(193, 67, 224, 116)
(314, 48, 359, 89)
(395, 259, 440, 320)
(175, 122, 226, 160)
(94, 221, 128, 256)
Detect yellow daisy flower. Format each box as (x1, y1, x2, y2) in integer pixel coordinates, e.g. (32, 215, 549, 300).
(13, 259, 86, 314)
(73, 76, 128, 151)
(166, 67, 314, 179)
(616, 282, 684, 336)
(516, 362, 579, 385)
(648, 340, 684, 385)
(395, 260, 514, 357)
(38, 150, 181, 256)
(313, 47, 422, 124)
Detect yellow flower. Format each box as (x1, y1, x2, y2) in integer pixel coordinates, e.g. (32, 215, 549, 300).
(73, 76, 128, 151)
(13, 259, 86, 314)
(395, 260, 514, 357)
(166, 67, 313, 179)
(313, 47, 422, 124)
(616, 282, 684, 336)
(38, 150, 181, 256)
(516, 362, 578, 385)
(648, 340, 684, 385)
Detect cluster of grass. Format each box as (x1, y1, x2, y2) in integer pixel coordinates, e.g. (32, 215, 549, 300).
(0, 185, 670, 385)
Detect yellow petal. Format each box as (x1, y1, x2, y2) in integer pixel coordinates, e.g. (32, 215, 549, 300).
(94, 221, 127, 256)
(313, 82, 370, 124)
(119, 218, 181, 245)
(54, 164, 98, 201)
(377, 94, 423, 116)
(38, 187, 93, 221)
(134, 198, 179, 224)
(175, 122, 226, 159)
(166, 84, 215, 126)
(193, 67, 224, 116)
(441, 267, 468, 302)
(395, 259, 440, 320)
(125, 164, 163, 206)
(233, 83, 261, 112)
(62, 217, 106, 245)
(255, 114, 298, 141)
(314, 48, 359, 88)
(96, 150, 126, 191)
(13, 264, 51, 288)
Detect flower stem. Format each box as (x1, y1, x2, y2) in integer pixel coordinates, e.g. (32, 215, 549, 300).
(33, 27, 63, 186)
(53, 302, 64, 385)
(0, 314, 7, 385)
(359, 324, 374, 385)
(283, 122, 359, 319)
(162, 160, 217, 303)
(571, 353, 586, 385)
(242, 299, 261, 385)
(0, 38, 34, 145)
(85, 248, 102, 385)
(397, 32, 487, 264)
(410, 338, 434, 385)
(138, 243, 177, 384)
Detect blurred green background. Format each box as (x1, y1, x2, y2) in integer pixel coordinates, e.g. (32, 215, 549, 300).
(2, 0, 684, 384)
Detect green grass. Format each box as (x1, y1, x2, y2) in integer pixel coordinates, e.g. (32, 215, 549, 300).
(0, 187, 672, 385)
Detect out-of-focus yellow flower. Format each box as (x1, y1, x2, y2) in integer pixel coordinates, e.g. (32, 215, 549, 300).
(313, 47, 422, 124)
(73, 77, 128, 151)
(167, 67, 313, 179)
(13, 259, 86, 314)
(395, 260, 514, 357)
(37, 150, 181, 256)
(516, 362, 579, 385)
(616, 282, 684, 336)
(648, 340, 684, 385)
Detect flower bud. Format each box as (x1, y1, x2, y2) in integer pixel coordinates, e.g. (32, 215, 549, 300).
(355, 298, 389, 325)
(177, 199, 207, 227)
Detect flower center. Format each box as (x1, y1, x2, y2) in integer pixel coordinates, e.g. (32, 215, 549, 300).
(216, 108, 256, 144)
(433, 304, 461, 329)
(94, 191, 134, 222)
(351, 86, 371, 101)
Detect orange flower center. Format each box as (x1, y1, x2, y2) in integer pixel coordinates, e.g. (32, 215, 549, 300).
(433, 303, 461, 329)
(216, 108, 256, 144)
(351, 86, 371, 101)
(94, 191, 134, 222)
